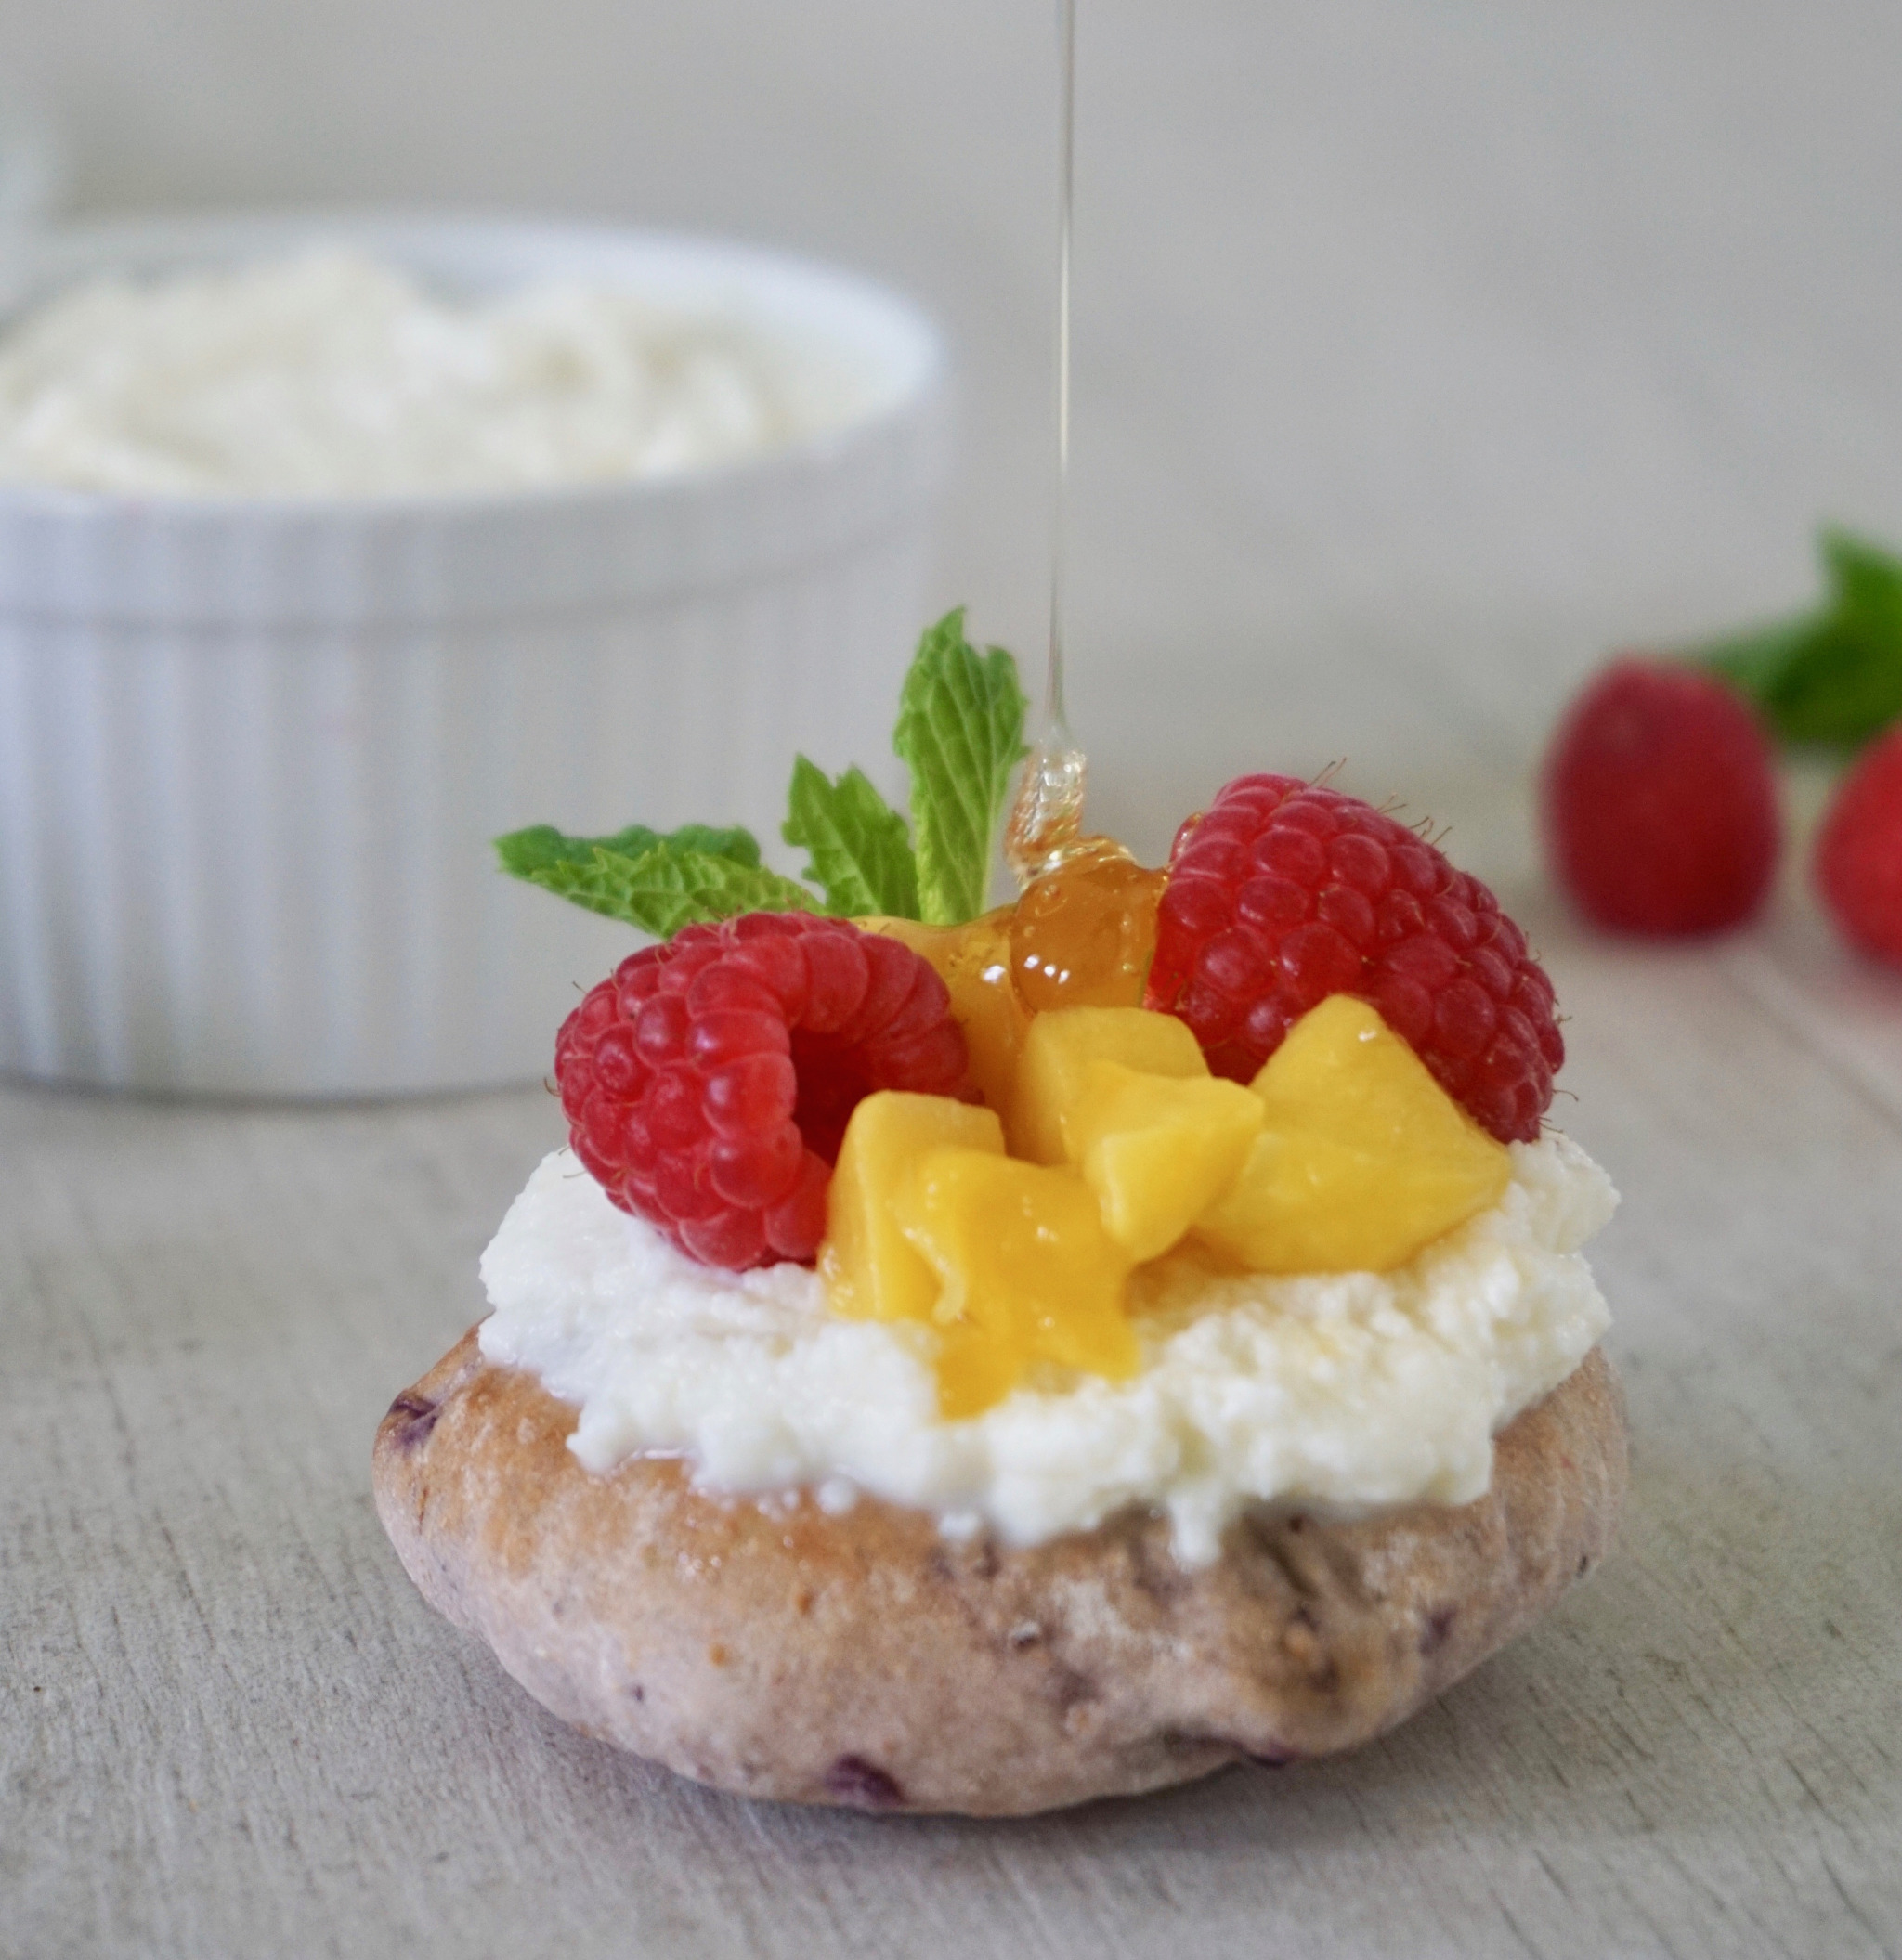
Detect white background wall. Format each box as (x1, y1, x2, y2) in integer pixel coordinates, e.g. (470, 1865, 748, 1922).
(7, 1, 1902, 854)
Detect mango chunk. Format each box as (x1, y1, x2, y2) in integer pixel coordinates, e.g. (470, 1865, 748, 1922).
(1196, 994, 1512, 1274)
(821, 1093, 1005, 1323)
(1011, 1005, 1207, 1165)
(1066, 1062, 1265, 1261)
(896, 1149, 1139, 1402)
(863, 912, 1028, 1121)
(931, 1326, 1026, 1423)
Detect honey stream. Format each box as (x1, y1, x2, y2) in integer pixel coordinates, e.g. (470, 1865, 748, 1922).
(998, 0, 1165, 1015)
(1004, 0, 1087, 893)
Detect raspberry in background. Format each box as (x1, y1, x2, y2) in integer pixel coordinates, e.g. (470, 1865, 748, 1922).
(1815, 724, 1902, 967)
(556, 913, 969, 1270)
(1145, 774, 1563, 1145)
(1542, 658, 1780, 936)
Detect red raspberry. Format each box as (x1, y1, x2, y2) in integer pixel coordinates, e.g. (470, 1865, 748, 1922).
(1815, 724, 1902, 967)
(1541, 658, 1780, 935)
(1145, 774, 1563, 1144)
(554, 913, 970, 1271)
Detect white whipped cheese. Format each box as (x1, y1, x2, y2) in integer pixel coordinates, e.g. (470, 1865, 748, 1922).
(477, 1135, 1617, 1565)
(0, 249, 858, 496)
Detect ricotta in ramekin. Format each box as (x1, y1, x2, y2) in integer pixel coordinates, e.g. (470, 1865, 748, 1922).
(477, 1134, 1616, 1565)
(0, 248, 860, 496)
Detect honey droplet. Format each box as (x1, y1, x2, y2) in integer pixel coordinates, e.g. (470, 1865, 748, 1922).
(1009, 839, 1165, 1015)
(1005, 742, 1090, 889)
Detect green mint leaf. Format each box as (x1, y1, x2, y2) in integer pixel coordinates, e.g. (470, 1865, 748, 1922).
(1693, 528, 1902, 746)
(892, 608, 1028, 925)
(1700, 612, 1822, 702)
(1769, 529, 1902, 744)
(503, 839, 817, 938)
(495, 821, 762, 880)
(782, 756, 920, 918)
(662, 824, 763, 867)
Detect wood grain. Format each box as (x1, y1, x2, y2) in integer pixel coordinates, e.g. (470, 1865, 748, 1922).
(4, 937, 1898, 1955)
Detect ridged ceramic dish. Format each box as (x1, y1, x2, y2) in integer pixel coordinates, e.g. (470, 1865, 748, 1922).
(0, 214, 949, 1095)
(0, 93, 61, 236)
(0, 94, 60, 318)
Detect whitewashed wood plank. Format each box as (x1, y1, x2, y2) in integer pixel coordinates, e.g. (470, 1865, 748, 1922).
(3, 889, 1898, 1958)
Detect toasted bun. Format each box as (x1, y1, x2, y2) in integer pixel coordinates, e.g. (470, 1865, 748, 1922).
(374, 1331, 1624, 1816)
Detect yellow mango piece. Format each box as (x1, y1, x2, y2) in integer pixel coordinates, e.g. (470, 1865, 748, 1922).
(1010, 1005, 1207, 1165)
(863, 911, 1028, 1122)
(1196, 994, 1512, 1274)
(896, 1149, 1140, 1408)
(821, 1093, 1005, 1322)
(931, 1326, 1025, 1422)
(1067, 1062, 1265, 1261)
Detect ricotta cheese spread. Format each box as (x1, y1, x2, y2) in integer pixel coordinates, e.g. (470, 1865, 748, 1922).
(0, 249, 859, 496)
(478, 1133, 1617, 1565)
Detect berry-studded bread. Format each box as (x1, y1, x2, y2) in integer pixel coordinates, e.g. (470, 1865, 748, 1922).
(382, 618, 1628, 1817)
(375, 1330, 1626, 1816)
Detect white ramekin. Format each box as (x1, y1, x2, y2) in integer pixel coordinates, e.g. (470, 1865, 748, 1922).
(0, 214, 949, 1095)
(0, 95, 63, 309)
(0, 94, 61, 226)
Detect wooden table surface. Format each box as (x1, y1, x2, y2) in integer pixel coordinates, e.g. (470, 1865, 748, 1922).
(6, 4, 1902, 1954)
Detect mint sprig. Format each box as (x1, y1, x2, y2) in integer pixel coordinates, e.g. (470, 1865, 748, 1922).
(499, 834, 817, 938)
(1698, 527, 1902, 747)
(783, 758, 919, 918)
(893, 609, 1029, 926)
(496, 610, 1030, 940)
(497, 821, 763, 878)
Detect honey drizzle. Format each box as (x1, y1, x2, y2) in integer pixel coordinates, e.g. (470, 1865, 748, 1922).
(1005, 0, 1091, 890)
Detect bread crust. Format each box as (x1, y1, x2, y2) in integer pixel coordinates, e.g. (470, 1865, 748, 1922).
(373, 1330, 1625, 1815)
